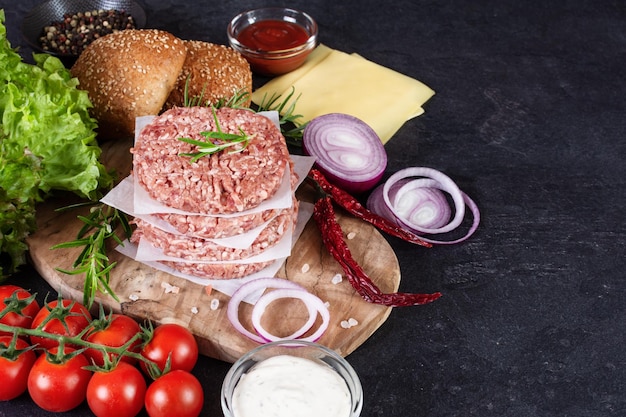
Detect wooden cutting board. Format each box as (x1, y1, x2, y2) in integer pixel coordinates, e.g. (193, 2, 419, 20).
(26, 137, 400, 363)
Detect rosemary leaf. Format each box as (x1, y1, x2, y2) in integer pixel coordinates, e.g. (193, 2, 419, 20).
(49, 238, 93, 249)
(52, 203, 130, 309)
(178, 108, 252, 162)
(214, 89, 252, 109)
(255, 86, 308, 146)
(184, 83, 307, 146)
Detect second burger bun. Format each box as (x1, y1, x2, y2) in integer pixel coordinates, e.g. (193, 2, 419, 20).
(71, 29, 187, 139)
(164, 40, 252, 109)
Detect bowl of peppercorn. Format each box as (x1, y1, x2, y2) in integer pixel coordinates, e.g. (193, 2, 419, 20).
(21, 0, 146, 66)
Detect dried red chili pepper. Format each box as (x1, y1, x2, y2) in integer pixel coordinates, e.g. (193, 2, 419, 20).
(308, 169, 432, 248)
(313, 195, 441, 307)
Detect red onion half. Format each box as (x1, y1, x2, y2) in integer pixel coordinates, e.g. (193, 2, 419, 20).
(226, 278, 330, 344)
(367, 167, 480, 244)
(303, 113, 387, 194)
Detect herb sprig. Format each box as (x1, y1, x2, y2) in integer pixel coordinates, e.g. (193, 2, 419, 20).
(178, 108, 254, 162)
(255, 86, 308, 146)
(184, 81, 307, 146)
(214, 89, 252, 109)
(52, 203, 132, 309)
(182, 77, 252, 109)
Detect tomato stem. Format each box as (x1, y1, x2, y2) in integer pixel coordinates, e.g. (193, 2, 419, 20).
(0, 292, 38, 321)
(0, 298, 156, 371)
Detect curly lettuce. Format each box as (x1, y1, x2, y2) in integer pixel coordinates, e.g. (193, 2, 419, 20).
(0, 10, 112, 278)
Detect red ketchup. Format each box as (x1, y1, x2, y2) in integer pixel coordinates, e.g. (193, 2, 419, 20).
(236, 20, 311, 75)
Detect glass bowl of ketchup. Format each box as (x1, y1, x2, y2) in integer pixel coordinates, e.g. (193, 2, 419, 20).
(227, 8, 318, 76)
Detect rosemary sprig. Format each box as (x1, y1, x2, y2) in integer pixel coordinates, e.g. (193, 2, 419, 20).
(182, 75, 251, 109)
(184, 79, 307, 146)
(178, 107, 253, 162)
(255, 86, 308, 146)
(214, 89, 252, 109)
(182, 75, 206, 107)
(51, 203, 132, 309)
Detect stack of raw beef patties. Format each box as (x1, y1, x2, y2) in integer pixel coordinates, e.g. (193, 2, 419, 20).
(129, 106, 299, 279)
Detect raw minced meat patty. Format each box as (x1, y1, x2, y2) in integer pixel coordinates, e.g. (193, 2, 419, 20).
(151, 184, 299, 240)
(132, 106, 290, 214)
(152, 208, 280, 239)
(132, 200, 298, 261)
(160, 259, 275, 280)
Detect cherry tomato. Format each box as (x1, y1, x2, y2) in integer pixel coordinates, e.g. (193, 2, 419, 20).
(140, 323, 198, 374)
(86, 361, 147, 417)
(0, 285, 40, 335)
(27, 347, 92, 412)
(30, 299, 92, 350)
(145, 370, 203, 417)
(83, 314, 142, 367)
(0, 335, 37, 400)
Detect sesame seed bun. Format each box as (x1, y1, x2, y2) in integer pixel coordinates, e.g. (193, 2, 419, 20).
(164, 40, 252, 109)
(71, 29, 188, 139)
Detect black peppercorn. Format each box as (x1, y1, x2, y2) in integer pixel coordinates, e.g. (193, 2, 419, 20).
(38, 9, 136, 55)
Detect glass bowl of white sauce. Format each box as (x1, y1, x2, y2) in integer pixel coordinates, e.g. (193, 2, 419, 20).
(221, 340, 363, 417)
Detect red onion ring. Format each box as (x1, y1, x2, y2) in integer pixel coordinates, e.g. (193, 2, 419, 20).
(383, 168, 465, 234)
(226, 277, 330, 344)
(393, 179, 452, 229)
(303, 113, 387, 194)
(369, 167, 480, 244)
(251, 288, 330, 342)
(366, 178, 408, 227)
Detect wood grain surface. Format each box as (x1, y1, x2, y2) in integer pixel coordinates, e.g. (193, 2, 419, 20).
(26, 138, 401, 363)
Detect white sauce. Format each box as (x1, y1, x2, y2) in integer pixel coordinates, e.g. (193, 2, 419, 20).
(232, 354, 352, 417)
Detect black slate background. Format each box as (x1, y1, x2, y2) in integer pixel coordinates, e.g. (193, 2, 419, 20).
(1, 0, 625, 416)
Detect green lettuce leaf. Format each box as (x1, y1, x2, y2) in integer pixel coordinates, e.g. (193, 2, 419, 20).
(0, 9, 113, 278)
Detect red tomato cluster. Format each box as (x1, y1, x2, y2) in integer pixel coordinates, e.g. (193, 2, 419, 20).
(0, 285, 204, 417)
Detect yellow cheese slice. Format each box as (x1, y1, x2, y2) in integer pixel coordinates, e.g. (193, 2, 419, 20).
(252, 45, 334, 102)
(251, 44, 435, 144)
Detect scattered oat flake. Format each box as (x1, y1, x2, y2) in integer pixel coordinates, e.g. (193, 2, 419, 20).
(161, 281, 180, 294)
(331, 273, 343, 284)
(340, 320, 351, 329)
(129, 294, 139, 301)
(210, 299, 220, 310)
(324, 301, 331, 309)
(346, 231, 357, 240)
(191, 306, 199, 314)
(301, 263, 310, 273)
